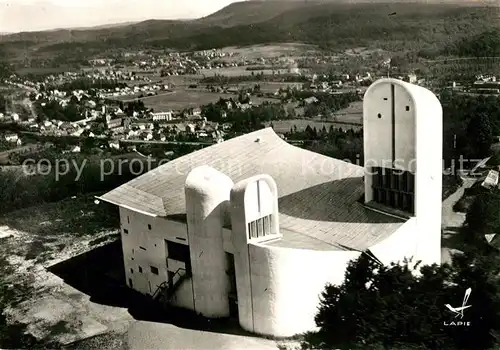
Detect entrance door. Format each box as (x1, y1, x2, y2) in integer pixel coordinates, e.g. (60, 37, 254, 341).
(226, 253, 238, 318)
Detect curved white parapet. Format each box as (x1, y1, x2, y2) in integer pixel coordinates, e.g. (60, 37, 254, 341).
(185, 165, 234, 317)
(244, 243, 361, 337)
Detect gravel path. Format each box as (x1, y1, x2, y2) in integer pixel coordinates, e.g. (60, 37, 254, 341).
(127, 321, 279, 350)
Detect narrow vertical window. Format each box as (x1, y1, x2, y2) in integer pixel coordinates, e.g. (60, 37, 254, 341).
(251, 221, 257, 239)
(257, 218, 263, 237)
(263, 216, 269, 235)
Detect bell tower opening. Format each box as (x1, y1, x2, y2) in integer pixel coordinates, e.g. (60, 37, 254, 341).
(371, 167, 415, 214)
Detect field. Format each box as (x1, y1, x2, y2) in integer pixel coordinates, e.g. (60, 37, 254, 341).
(268, 119, 362, 134)
(219, 43, 319, 60)
(199, 66, 290, 77)
(117, 89, 277, 111)
(16, 66, 78, 76)
(328, 101, 363, 124)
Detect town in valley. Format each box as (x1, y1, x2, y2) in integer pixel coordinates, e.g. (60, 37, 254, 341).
(0, 1, 500, 349)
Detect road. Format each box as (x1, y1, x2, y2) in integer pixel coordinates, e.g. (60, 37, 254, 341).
(441, 176, 476, 264)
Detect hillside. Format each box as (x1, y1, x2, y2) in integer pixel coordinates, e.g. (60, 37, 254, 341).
(197, 0, 310, 27)
(151, 3, 500, 52)
(0, 0, 499, 64)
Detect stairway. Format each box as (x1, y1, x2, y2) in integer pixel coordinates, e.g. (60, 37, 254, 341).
(152, 268, 191, 306)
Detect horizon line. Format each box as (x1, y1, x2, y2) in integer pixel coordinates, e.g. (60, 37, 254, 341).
(0, 17, 200, 36)
(1, 0, 498, 35)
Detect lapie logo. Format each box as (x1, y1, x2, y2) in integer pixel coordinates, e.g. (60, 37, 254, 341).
(444, 288, 472, 326)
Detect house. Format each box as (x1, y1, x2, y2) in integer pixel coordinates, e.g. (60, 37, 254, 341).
(303, 96, 318, 105)
(109, 141, 120, 150)
(98, 78, 443, 338)
(152, 111, 174, 122)
(4, 133, 19, 143)
(107, 117, 123, 130)
(481, 170, 499, 189)
(191, 108, 202, 117)
(405, 73, 417, 84)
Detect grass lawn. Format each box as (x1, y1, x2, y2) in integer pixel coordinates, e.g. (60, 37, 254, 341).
(0, 194, 119, 238)
(140, 89, 275, 111)
(0, 194, 119, 262)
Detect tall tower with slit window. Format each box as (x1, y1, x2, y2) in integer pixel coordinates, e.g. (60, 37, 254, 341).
(363, 78, 443, 266)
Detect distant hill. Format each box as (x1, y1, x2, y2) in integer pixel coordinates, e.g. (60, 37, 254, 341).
(197, 0, 310, 27)
(0, 0, 498, 63)
(69, 21, 142, 31)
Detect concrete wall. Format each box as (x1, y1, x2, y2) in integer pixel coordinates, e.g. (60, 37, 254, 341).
(363, 81, 394, 181)
(247, 243, 360, 337)
(363, 78, 442, 266)
(412, 84, 443, 266)
(119, 207, 194, 309)
(185, 166, 233, 318)
(370, 217, 418, 266)
(393, 84, 416, 172)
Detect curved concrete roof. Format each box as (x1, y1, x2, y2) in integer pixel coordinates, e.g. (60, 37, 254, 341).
(101, 128, 405, 251)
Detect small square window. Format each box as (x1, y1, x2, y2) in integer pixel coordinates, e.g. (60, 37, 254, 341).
(138, 266, 143, 273)
(405, 106, 410, 111)
(148, 224, 152, 230)
(150, 266, 159, 275)
(123, 229, 128, 234)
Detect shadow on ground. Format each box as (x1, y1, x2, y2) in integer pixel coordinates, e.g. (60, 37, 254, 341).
(47, 241, 258, 339)
(442, 227, 467, 252)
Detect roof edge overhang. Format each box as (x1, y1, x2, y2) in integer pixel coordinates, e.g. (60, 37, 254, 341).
(95, 195, 160, 218)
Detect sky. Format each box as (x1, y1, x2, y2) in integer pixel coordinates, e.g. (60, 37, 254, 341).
(0, 0, 242, 33)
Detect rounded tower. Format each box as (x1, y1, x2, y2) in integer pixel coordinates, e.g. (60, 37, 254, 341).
(185, 165, 234, 317)
(363, 78, 443, 266)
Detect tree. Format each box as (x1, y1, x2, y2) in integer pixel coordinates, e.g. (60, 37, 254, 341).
(286, 106, 296, 119)
(308, 248, 500, 350)
(0, 95, 6, 114)
(467, 113, 493, 158)
(461, 188, 500, 245)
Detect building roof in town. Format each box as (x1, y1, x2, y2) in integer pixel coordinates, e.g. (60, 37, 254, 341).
(100, 128, 405, 251)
